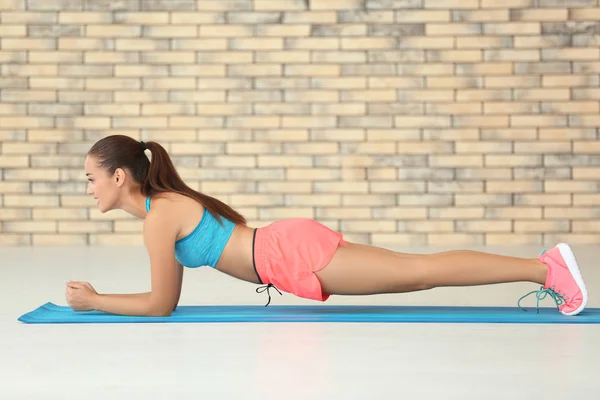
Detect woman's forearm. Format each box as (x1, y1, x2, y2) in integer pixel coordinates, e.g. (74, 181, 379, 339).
(92, 292, 171, 317)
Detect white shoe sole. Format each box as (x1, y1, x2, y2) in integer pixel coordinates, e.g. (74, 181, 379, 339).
(556, 243, 588, 316)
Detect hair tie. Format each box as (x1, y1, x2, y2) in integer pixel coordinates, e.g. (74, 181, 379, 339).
(140, 141, 147, 151)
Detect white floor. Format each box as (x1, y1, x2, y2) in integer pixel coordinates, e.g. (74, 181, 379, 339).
(1, 244, 599, 399)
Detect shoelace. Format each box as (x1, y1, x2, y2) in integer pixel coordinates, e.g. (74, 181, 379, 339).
(516, 247, 568, 313)
(256, 283, 282, 307)
(517, 286, 567, 313)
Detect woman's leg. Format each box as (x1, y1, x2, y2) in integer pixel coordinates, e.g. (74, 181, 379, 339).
(314, 242, 548, 296)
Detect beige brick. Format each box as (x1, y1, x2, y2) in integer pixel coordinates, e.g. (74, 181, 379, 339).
(512, 8, 568, 21)
(170, 117, 224, 128)
(429, 207, 484, 219)
(258, 182, 311, 193)
(513, 35, 570, 48)
(256, 25, 310, 38)
(286, 37, 339, 49)
(89, 234, 143, 246)
(285, 64, 340, 76)
(312, 103, 365, 115)
(425, 0, 478, 7)
(544, 181, 599, 193)
(344, 194, 396, 206)
(514, 194, 571, 206)
(199, 25, 254, 37)
(141, 103, 195, 116)
(573, 167, 600, 180)
(510, 114, 567, 127)
(143, 25, 197, 38)
(229, 64, 281, 76)
(3, 221, 56, 233)
(256, 51, 310, 63)
(484, 101, 539, 114)
(427, 23, 481, 36)
(544, 207, 600, 220)
(429, 155, 482, 168)
(460, 165, 514, 180)
(486, 234, 542, 245)
(255, 0, 307, 11)
(483, 22, 540, 35)
(486, 181, 543, 193)
(4, 168, 60, 181)
(369, 129, 420, 141)
(259, 207, 314, 219)
(0, 25, 26, 36)
(58, 221, 112, 233)
(282, 11, 336, 24)
(485, 155, 541, 167)
(286, 194, 341, 207)
(455, 194, 513, 206)
(0, 181, 30, 193)
(114, 220, 143, 233)
(456, 220, 512, 232)
(33, 234, 87, 246)
(456, 141, 513, 154)
(428, 50, 482, 62)
(86, 25, 141, 37)
(115, 91, 169, 103)
(258, 156, 312, 167)
(514, 88, 570, 100)
(515, 221, 570, 233)
(371, 233, 427, 246)
(0, 234, 31, 245)
(2, 38, 56, 50)
(395, 10, 449, 22)
(4, 195, 59, 207)
(456, 89, 511, 101)
(514, 141, 570, 153)
(542, 101, 599, 114)
(570, 8, 600, 20)
(202, 156, 255, 168)
(57, 11, 109, 23)
(228, 194, 282, 207)
(574, 194, 600, 206)
(543, 48, 600, 60)
(569, 115, 600, 127)
(341, 220, 397, 233)
(310, 0, 364, 9)
(2, 12, 56, 24)
(255, 129, 308, 141)
(172, 38, 227, 50)
(428, 233, 484, 245)
(0, 208, 30, 220)
(284, 88, 338, 103)
(287, 168, 340, 181)
(481, 0, 534, 7)
(486, 207, 542, 219)
(543, 75, 599, 87)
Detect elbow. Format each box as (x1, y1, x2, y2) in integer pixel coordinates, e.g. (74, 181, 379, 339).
(147, 310, 171, 317)
(146, 301, 174, 317)
(147, 308, 172, 317)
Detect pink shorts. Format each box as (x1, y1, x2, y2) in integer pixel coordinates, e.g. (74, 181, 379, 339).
(252, 218, 347, 302)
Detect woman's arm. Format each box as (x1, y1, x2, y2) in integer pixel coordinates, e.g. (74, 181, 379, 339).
(91, 205, 182, 317)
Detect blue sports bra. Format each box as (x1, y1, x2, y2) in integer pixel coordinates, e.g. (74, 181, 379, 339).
(145, 196, 236, 268)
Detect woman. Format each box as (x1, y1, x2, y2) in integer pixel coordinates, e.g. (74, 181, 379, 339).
(66, 135, 588, 317)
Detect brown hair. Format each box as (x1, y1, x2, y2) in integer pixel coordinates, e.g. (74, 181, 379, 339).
(87, 134, 246, 226)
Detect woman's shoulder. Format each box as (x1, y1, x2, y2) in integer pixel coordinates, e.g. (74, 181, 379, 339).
(149, 192, 204, 211)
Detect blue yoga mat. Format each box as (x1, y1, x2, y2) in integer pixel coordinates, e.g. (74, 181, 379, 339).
(17, 302, 600, 324)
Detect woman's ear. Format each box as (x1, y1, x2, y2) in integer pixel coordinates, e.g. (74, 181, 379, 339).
(114, 168, 126, 187)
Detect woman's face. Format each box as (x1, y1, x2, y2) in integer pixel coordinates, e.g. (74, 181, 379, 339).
(84, 155, 120, 213)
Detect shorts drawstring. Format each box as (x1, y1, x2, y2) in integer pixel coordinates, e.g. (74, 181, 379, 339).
(252, 228, 283, 306)
(256, 283, 282, 307)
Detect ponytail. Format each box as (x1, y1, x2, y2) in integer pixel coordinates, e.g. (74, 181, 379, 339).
(88, 135, 246, 226)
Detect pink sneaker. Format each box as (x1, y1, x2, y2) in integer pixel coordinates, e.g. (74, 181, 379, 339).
(538, 243, 588, 316)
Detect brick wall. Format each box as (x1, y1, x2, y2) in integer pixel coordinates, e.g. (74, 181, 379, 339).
(1, 0, 600, 247)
